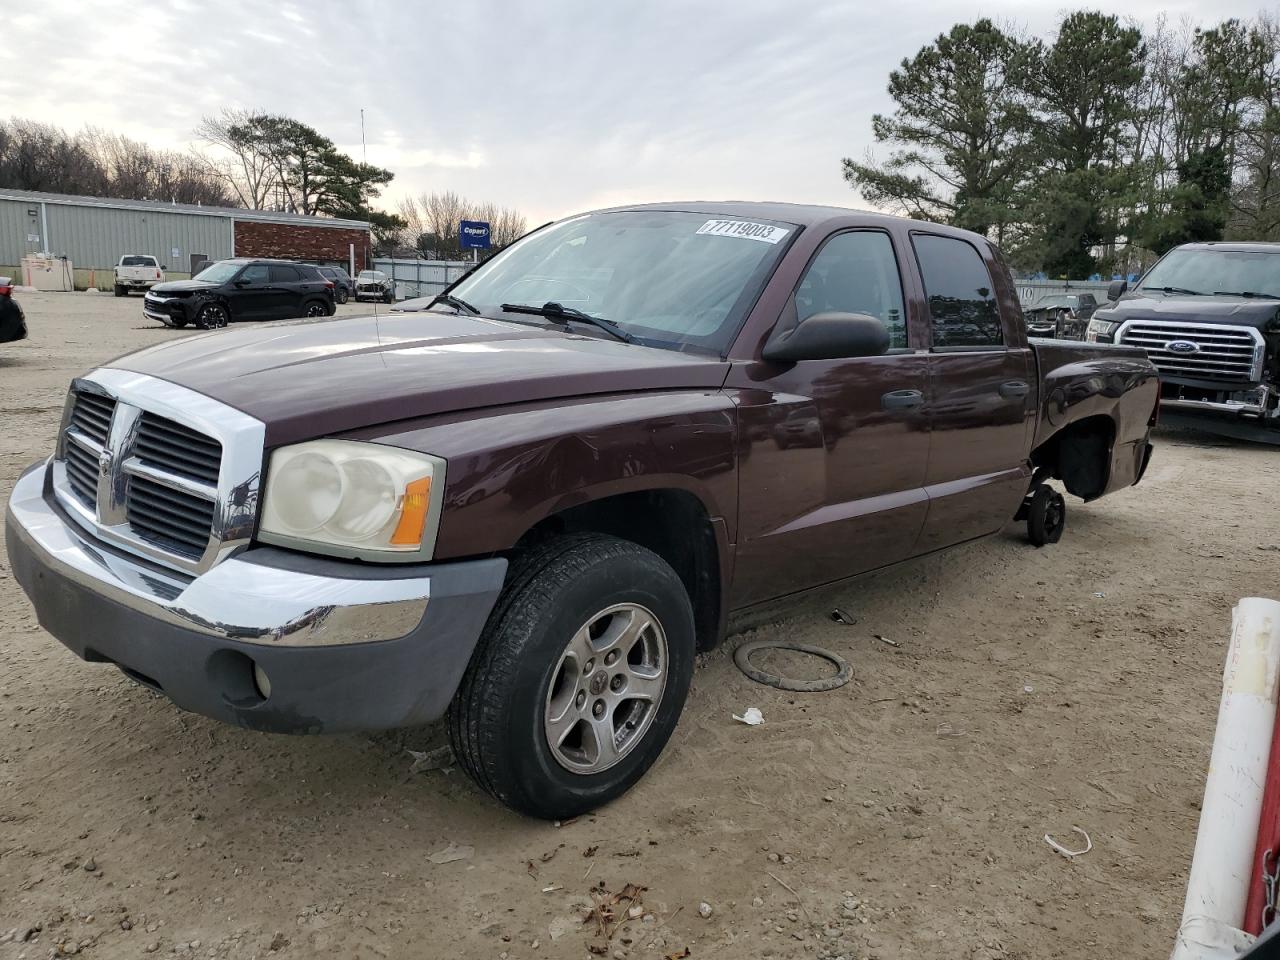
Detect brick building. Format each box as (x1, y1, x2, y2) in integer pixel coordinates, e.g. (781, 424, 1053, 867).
(0, 187, 372, 283)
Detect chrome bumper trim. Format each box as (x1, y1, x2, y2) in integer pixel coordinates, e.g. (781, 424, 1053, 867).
(7, 465, 430, 647)
(1161, 397, 1272, 418)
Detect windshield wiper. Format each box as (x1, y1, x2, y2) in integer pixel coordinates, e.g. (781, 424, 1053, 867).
(1142, 285, 1205, 296)
(499, 301, 636, 344)
(1213, 290, 1280, 300)
(429, 293, 479, 315)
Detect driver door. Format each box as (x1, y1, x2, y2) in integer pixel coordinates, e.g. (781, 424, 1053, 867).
(228, 263, 272, 320)
(729, 229, 932, 607)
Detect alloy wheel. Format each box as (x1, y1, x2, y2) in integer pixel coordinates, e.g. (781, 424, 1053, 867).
(543, 603, 668, 774)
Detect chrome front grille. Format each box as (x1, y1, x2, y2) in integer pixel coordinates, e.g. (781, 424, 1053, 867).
(1118, 321, 1264, 382)
(126, 472, 218, 559)
(134, 412, 222, 485)
(69, 390, 115, 444)
(63, 439, 100, 506)
(51, 370, 266, 575)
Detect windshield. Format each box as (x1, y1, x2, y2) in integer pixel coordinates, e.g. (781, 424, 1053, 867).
(446, 210, 796, 352)
(1140, 248, 1280, 297)
(192, 261, 241, 284)
(122, 256, 157, 267)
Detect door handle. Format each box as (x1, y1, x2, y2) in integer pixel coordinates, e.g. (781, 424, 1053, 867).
(881, 389, 924, 411)
(998, 380, 1030, 399)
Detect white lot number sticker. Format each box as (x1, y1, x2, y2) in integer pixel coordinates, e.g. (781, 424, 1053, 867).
(696, 219, 789, 244)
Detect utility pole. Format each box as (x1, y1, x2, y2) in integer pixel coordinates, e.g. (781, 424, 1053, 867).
(360, 109, 367, 164)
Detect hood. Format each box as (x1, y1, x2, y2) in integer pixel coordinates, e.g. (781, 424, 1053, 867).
(109, 313, 730, 446)
(150, 279, 219, 295)
(1103, 292, 1280, 331)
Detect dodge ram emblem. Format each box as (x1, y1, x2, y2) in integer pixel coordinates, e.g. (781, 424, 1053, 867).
(1166, 339, 1200, 354)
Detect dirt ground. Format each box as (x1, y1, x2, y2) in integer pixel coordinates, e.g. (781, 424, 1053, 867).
(0, 290, 1277, 960)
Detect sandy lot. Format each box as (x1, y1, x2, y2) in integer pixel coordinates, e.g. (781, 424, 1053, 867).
(1, 290, 1277, 960)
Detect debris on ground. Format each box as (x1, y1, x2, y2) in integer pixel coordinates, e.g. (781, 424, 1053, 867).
(698, 901, 713, 918)
(583, 880, 647, 941)
(733, 707, 764, 726)
(874, 634, 898, 647)
(1044, 827, 1093, 859)
(405, 745, 453, 774)
(830, 608, 856, 625)
(426, 841, 473, 865)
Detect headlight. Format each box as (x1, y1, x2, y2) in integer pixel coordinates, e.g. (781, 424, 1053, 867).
(1086, 317, 1121, 342)
(258, 440, 445, 559)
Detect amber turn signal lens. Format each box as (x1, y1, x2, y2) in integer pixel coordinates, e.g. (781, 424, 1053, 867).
(390, 477, 432, 546)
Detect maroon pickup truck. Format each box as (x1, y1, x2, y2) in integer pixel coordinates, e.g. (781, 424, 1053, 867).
(5, 203, 1158, 818)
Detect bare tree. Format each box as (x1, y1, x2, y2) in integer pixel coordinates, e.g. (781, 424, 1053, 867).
(398, 191, 528, 257)
(193, 108, 279, 209)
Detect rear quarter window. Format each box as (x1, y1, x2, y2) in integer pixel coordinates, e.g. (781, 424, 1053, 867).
(270, 265, 302, 282)
(912, 234, 1003, 349)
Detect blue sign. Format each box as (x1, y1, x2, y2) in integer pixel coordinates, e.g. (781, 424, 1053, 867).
(459, 220, 491, 250)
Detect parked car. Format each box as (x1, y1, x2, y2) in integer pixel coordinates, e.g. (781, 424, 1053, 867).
(142, 259, 336, 329)
(317, 266, 354, 304)
(113, 255, 166, 296)
(355, 269, 395, 303)
(1087, 241, 1280, 442)
(1022, 293, 1098, 339)
(0, 276, 26, 343)
(6, 202, 1159, 819)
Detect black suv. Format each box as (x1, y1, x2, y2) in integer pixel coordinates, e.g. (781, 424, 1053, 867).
(317, 266, 354, 304)
(143, 259, 336, 329)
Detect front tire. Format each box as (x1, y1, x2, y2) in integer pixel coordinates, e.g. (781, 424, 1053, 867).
(195, 302, 229, 330)
(114, 284, 126, 297)
(336, 287, 349, 304)
(448, 534, 695, 819)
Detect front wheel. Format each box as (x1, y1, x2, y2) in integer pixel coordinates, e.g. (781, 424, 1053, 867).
(113, 285, 126, 297)
(195, 302, 229, 330)
(383, 289, 394, 304)
(336, 287, 349, 304)
(448, 534, 695, 819)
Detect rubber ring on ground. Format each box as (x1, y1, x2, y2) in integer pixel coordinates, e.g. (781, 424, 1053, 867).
(733, 639, 852, 692)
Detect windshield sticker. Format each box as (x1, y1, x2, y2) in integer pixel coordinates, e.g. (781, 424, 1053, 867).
(696, 219, 790, 244)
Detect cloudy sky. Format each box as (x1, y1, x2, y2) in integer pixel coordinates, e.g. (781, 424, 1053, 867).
(1, 0, 1269, 225)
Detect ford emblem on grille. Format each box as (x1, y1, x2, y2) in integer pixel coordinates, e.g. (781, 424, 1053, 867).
(1166, 339, 1200, 354)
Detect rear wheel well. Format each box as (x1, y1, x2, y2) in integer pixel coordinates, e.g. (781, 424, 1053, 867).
(1032, 415, 1115, 500)
(513, 490, 722, 651)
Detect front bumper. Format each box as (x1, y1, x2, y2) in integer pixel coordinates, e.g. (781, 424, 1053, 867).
(5, 463, 507, 733)
(143, 296, 193, 326)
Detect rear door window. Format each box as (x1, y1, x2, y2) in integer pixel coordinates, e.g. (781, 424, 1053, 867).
(912, 234, 1003, 349)
(271, 265, 302, 283)
(794, 231, 907, 349)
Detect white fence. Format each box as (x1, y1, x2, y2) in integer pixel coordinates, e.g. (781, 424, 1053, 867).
(372, 257, 473, 301)
(1014, 279, 1114, 306)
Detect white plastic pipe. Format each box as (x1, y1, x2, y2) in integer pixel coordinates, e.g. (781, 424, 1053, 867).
(1171, 597, 1280, 960)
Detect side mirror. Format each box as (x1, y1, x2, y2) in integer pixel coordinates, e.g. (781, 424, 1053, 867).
(762, 312, 890, 363)
(1107, 279, 1128, 301)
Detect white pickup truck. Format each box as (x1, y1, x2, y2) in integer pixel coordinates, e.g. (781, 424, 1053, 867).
(113, 255, 166, 296)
